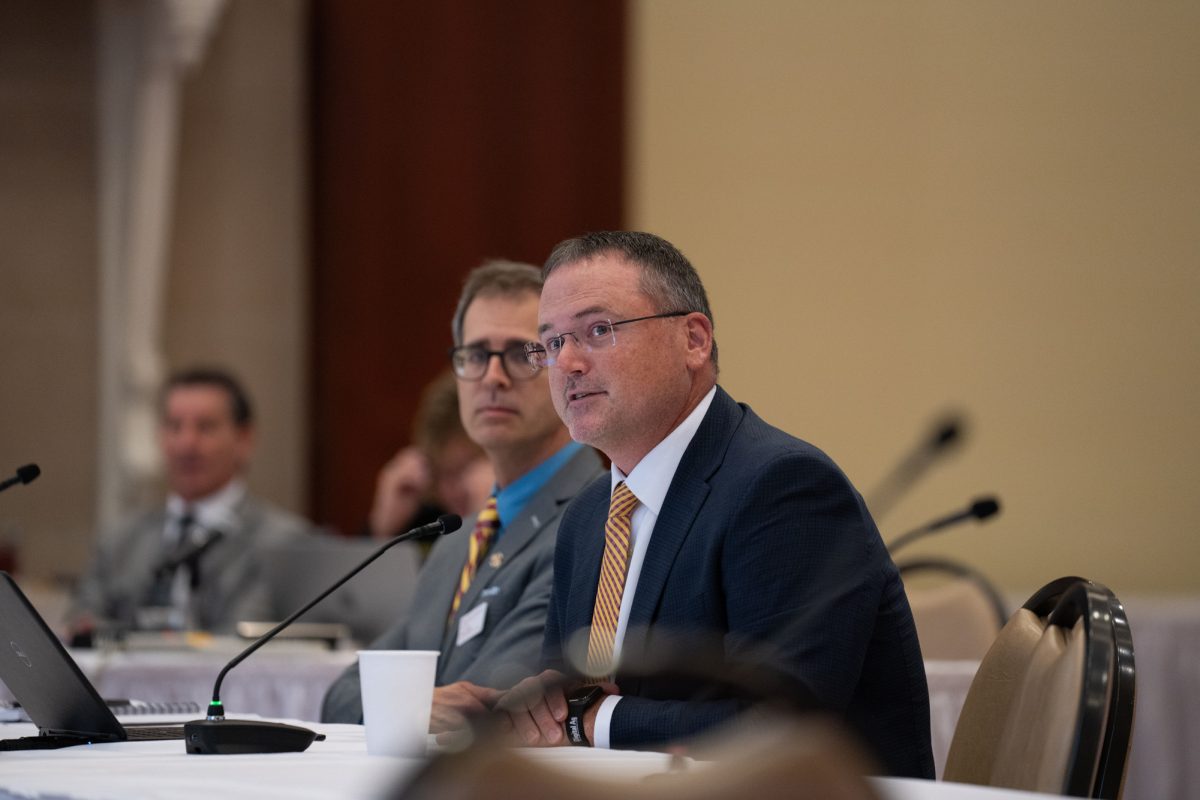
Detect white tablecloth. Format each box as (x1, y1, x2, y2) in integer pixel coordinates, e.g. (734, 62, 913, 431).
(0, 717, 1067, 800)
(0, 645, 356, 723)
(76, 647, 357, 722)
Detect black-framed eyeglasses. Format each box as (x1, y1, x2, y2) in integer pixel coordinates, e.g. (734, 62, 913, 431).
(523, 311, 691, 372)
(449, 343, 541, 381)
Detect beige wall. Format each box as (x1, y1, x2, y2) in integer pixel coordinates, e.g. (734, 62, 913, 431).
(629, 2, 1200, 593)
(0, 3, 99, 580)
(0, 1, 308, 582)
(6, 1, 1196, 599)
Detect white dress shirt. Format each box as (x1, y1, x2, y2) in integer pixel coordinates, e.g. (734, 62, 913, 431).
(165, 479, 246, 545)
(592, 386, 716, 748)
(160, 480, 246, 627)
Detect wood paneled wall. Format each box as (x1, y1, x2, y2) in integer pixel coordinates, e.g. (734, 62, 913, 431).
(309, 1, 625, 534)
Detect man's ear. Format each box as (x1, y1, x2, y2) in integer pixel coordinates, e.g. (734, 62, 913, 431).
(234, 424, 257, 471)
(683, 313, 714, 370)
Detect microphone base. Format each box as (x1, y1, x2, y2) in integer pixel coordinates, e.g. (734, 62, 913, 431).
(183, 719, 325, 754)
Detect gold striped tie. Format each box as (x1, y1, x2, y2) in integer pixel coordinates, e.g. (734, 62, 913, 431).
(449, 496, 499, 619)
(585, 481, 639, 678)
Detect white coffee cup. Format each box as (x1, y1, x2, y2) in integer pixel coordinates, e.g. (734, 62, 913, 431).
(358, 650, 439, 757)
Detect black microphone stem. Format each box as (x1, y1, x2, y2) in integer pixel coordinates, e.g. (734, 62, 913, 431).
(0, 464, 40, 495)
(206, 514, 458, 718)
(867, 416, 963, 520)
(887, 497, 1000, 557)
(888, 523, 949, 556)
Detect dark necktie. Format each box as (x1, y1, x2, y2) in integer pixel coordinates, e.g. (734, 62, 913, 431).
(145, 510, 196, 608)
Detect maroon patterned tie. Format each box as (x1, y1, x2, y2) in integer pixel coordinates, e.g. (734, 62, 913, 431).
(449, 496, 499, 620)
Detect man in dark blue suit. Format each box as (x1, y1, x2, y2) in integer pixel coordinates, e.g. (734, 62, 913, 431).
(500, 231, 933, 778)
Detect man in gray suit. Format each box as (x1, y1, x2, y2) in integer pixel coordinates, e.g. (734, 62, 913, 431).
(69, 368, 313, 638)
(321, 260, 603, 729)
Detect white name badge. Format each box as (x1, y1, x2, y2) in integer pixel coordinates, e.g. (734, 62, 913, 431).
(456, 602, 488, 647)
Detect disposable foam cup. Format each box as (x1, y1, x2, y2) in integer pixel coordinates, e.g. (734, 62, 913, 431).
(358, 649, 439, 757)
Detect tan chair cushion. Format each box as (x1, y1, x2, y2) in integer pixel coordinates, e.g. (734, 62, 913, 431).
(990, 618, 1094, 793)
(943, 608, 1045, 784)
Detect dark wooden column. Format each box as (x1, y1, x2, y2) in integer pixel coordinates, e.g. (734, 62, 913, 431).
(308, 1, 625, 534)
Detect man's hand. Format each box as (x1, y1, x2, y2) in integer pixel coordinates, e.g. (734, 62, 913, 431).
(495, 669, 569, 746)
(429, 681, 503, 734)
(368, 447, 433, 539)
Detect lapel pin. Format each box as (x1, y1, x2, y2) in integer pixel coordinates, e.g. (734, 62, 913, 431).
(488, 552, 505, 569)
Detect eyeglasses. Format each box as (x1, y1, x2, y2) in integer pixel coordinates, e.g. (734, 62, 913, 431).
(523, 311, 691, 372)
(449, 343, 540, 381)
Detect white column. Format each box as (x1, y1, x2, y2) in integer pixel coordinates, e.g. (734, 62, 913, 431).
(95, 0, 227, 530)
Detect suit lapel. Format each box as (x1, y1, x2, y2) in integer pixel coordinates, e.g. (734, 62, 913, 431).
(123, 510, 171, 603)
(454, 507, 531, 617)
(197, 494, 256, 622)
(448, 447, 606, 641)
(434, 515, 476, 653)
(564, 490, 611, 636)
(624, 388, 742, 651)
(455, 449, 590, 614)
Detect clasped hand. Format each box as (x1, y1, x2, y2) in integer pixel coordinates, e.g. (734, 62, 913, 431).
(432, 672, 615, 747)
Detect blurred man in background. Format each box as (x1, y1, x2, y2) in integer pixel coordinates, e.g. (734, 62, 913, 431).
(68, 367, 313, 639)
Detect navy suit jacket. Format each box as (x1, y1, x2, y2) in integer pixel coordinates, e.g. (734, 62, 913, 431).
(543, 387, 934, 778)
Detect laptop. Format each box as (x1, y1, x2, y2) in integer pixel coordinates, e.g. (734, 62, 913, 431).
(259, 533, 422, 645)
(0, 571, 186, 749)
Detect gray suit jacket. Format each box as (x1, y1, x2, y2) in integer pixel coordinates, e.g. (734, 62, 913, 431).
(71, 492, 314, 633)
(320, 446, 604, 723)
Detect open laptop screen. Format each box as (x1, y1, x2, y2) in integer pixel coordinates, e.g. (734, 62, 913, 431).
(0, 571, 126, 741)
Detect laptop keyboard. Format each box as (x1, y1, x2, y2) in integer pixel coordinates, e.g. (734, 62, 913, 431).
(124, 724, 186, 740)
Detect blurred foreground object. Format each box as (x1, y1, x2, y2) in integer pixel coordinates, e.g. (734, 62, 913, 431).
(399, 715, 879, 800)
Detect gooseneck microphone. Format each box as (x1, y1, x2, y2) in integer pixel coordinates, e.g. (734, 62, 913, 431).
(867, 415, 965, 520)
(887, 496, 1001, 556)
(0, 464, 40, 495)
(183, 513, 462, 755)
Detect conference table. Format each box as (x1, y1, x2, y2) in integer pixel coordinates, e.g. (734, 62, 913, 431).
(0, 716, 1069, 800)
(1, 598, 1192, 799)
(10, 653, 1177, 798)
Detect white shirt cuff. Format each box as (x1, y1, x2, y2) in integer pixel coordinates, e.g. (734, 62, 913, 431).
(592, 694, 621, 749)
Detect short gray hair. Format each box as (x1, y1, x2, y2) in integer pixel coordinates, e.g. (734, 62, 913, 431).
(451, 259, 543, 345)
(543, 231, 718, 369)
